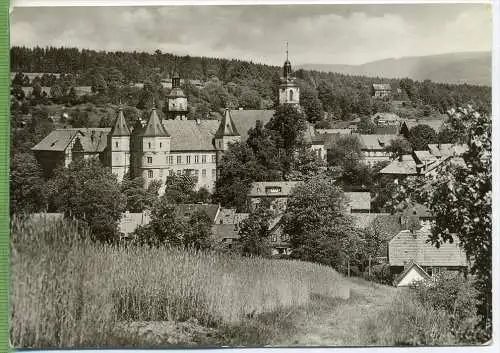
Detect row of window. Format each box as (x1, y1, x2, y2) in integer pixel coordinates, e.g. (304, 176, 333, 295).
(147, 169, 216, 179)
(145, 154, 217, 165)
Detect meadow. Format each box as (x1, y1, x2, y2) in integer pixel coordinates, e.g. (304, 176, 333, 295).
(10, 216, 350, 348)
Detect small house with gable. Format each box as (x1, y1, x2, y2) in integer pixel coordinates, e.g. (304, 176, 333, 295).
(388, 228, 468, 278)
(371, 83, 392, 99)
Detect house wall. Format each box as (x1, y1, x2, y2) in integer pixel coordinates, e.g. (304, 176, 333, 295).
(397, 267, 427, 287)
(361, 150, 391, 166)
(167, 151, 217, 191)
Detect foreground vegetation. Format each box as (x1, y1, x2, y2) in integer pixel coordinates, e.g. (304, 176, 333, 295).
(11, 216, 349, 348)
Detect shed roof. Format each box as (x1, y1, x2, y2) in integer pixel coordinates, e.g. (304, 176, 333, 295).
(389, 229, 467, 267)
(345, 192, 371, 210)
(174, 204, 220, 223)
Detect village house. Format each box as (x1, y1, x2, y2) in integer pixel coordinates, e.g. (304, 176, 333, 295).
(32, 51, 328, 192)
(372, 112, 402, 135)
(371, 83, 392, 99)
(249, 181, 300, 213)
(379, 143, 468, 178)
(388, 227, 468, 282)
(399, 119, 444, 139)
(358, 134, 396, 166)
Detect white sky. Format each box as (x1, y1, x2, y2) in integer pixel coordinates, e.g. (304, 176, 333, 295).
(10, 2, 493, 66)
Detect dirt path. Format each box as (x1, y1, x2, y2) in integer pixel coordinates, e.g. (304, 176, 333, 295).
(274, 278, 398, 346)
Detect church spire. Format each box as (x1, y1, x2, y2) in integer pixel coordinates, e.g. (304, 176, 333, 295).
(283, 41, 292, 79)
(110, 104, 130, 136)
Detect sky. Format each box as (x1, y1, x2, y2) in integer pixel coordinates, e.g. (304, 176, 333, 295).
(10, 2, 493, 66)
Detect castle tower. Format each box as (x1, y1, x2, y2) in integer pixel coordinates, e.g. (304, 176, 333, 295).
(137, 106, 171, 187)
(279, 42, 300, 106)
(215, 107, 241, 166)
(108, 106, 131, 182)
(166, 71, 188, 120)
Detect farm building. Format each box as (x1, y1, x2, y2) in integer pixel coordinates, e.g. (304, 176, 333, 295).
(388, 228, 468, 278)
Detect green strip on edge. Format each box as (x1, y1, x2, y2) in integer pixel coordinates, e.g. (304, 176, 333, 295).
(0, 0, 10, 351)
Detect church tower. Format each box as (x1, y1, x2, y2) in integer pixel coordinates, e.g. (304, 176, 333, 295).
(108, 106, 131, 183)
(215, 107, 241, 166)
(137, 106, 171, 187)
(166, 71, 188, 120)
(279, 42, 300, 106)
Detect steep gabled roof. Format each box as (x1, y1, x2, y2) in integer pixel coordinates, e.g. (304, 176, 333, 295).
(110, 107, 131, 136)
(32, 128, 110, 153)
(230, 109, 275, 142)
(141, 107, 169, 137)
(389, 229, 467, 267)
(162, 119, 219, 151)
(215, 108, 240, 138)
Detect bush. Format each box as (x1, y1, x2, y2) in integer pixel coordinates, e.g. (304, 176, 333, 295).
(363, 293, 456, 346)
(363, 263, 393, 285)
(410, 272, 485, 343)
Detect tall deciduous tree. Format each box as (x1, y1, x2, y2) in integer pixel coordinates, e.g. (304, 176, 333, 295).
(408, 124, 437, 151)
(357, 116, 376, 134)
(282, 175, 364, 272)
(10, 153, 47, 215)
(389, 108, 491, 340)
(238, 204, 274, 257)
(385, 137, 413, 158)
(47, 158, 126, 242)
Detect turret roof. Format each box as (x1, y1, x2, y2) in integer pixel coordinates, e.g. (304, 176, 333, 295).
(215, 108, 240, 138)
(110, 107, 131, 136)
(141, 107, 170, 137)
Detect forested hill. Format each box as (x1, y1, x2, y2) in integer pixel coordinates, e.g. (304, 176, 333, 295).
(10, 46, 492, 119)
(298, 51, 491, 87)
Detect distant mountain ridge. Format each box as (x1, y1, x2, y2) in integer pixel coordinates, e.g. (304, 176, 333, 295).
(298, 52, 491, 86)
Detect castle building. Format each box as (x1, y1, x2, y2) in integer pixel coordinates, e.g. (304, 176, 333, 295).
(32, 49, 327, 192)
